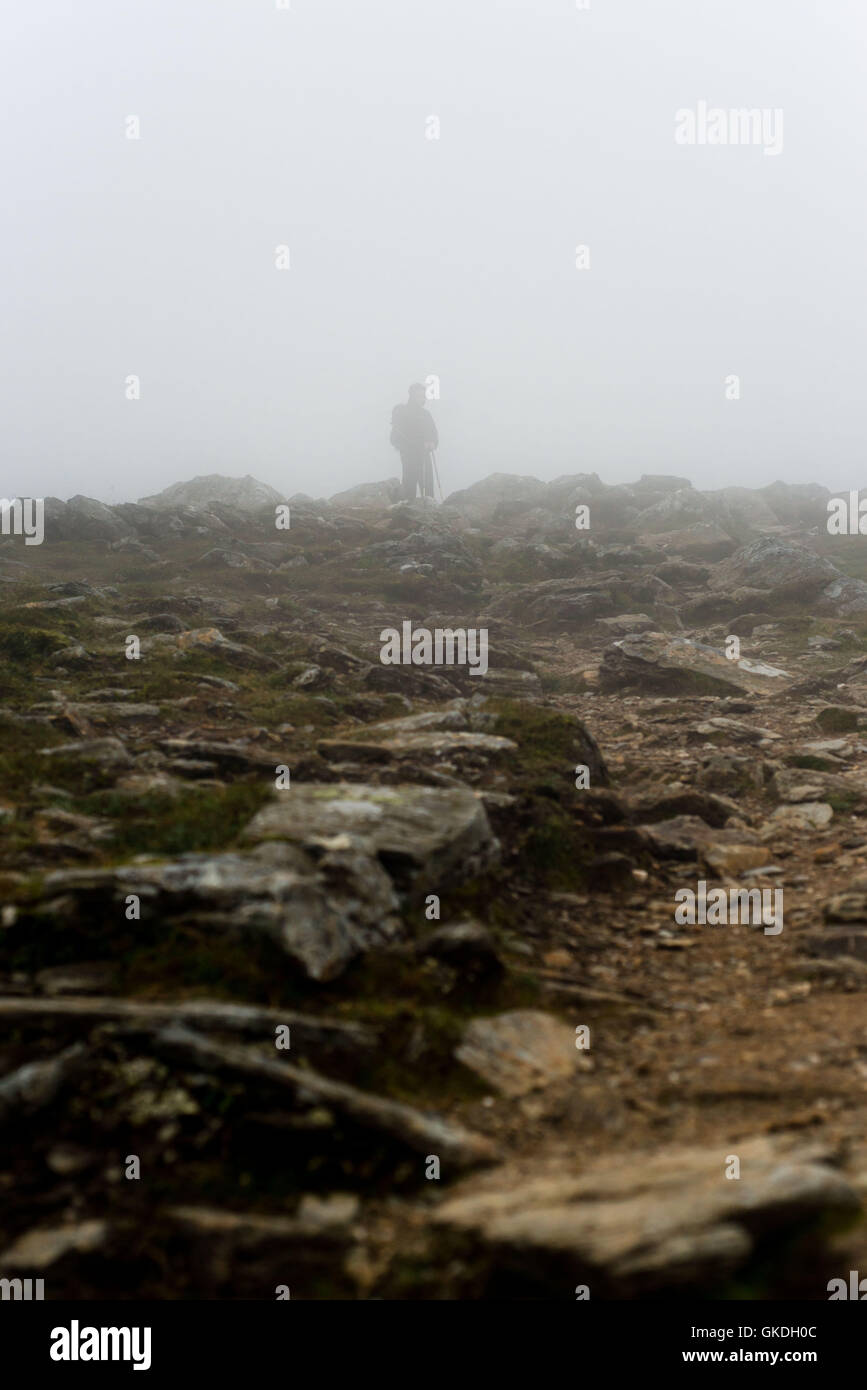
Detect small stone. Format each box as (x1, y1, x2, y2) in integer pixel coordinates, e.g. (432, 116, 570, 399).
(293, 665, 329, 689)
(46, 1145, 95, 1176)
(702, 844, 774, 874)
(455, 1011, 579, 1097)
(296, 1193, 360, 1228)
(1, 1220, 107, 1270)
(543, 949, 573, 970)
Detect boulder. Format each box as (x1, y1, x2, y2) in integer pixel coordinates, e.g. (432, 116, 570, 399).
(708, 537, 838, 601)
(243, 782, 500, 889)
(139, 473, 283, 511)
(816, 576, 867, 616)
(443, 473, 549, 522)
(42, 496, 130, 542)
(329, 478, 399, 507)
(35, 846, 401, 982)
(599, 633, 790, 697)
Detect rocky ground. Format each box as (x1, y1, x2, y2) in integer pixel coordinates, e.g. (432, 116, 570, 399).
(3, 468, 867, 1299)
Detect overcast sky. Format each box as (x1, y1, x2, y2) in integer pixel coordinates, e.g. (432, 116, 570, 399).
(3, 0, 866, 504)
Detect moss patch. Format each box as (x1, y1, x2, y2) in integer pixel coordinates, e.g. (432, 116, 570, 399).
(80, 783, 273, 857)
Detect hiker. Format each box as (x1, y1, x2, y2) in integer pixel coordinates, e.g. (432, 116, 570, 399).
(390, 383, 438, 501)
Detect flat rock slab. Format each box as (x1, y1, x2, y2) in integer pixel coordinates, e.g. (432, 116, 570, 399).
(35, 702, 161, 721)
(243, 782, 499, 886)
(692, 717, 780, 744)
(165, 1198, 359, 1241)
(360, 709, 469, 737)
(599, 632, 790, 697)
(455, 1011, 581, 1096)
(317, 731, 516, 763)
(632, 788, 742, 828)
(37, 738, 134, 780)
(434, 1136, 858, 1296)
(595, 614, 656, 636)
(640, 815, 760, 859)
(24, 596, 89, 610)
(801, 739, 854, 757)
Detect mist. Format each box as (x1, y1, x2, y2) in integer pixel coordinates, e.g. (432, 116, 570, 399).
(3, 0, 866, 504)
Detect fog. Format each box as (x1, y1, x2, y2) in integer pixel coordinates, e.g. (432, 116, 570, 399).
(3, 0, 866, 504)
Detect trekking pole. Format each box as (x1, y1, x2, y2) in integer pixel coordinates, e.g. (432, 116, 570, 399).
(430, 449, 443, 503)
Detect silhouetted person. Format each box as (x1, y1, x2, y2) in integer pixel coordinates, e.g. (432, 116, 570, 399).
(390, 383, 438, 501)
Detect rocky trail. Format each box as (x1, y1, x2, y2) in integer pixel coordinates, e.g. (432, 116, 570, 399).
(2, 469, 867, 1299)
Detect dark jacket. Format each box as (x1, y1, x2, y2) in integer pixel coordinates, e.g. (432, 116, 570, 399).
(390, 402, 438, 453)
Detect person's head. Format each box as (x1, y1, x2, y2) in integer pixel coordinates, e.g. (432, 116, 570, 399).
(408, 383, 426, 407)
